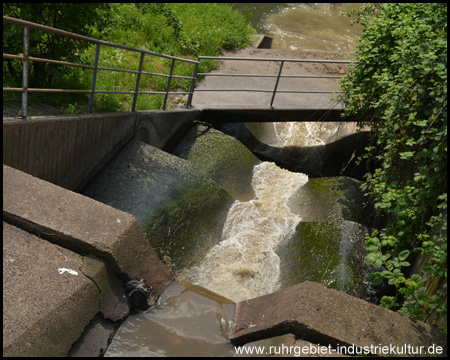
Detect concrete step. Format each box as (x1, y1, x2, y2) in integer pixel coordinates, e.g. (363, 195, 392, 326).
(3, 164, 174, 356)
(229, 281, 446, 357)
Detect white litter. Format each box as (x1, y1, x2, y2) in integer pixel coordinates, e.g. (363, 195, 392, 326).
(58, 268, 78, 276)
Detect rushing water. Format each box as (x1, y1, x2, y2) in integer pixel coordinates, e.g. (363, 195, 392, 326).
(105, 4, 368, 356)
(178, 162, 308, 302)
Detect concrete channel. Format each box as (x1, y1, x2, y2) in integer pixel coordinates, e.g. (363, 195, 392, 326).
(3, 109, 446, 356)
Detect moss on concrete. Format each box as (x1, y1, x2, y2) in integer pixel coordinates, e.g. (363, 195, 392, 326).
(83, 139, 235, 272)
(174, 124, 260, 201)
(276, 220, 374, 301)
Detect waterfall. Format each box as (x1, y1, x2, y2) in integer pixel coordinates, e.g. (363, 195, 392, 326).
(177, 161, 308, 302)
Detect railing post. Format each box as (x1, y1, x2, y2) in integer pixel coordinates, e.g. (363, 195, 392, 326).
(22, 26, 29, 120)
(163, 58, 176, 110)
(132, 52, 145, 112)
(186, 61, 200, 109)
(270, 60, 284, 109)
(88, 43, 101, 113)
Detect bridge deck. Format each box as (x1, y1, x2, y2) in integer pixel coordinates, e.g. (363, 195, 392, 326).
(192, 48, 350, 110)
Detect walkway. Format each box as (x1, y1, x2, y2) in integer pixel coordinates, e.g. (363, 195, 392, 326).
(192, 46, 350, 110)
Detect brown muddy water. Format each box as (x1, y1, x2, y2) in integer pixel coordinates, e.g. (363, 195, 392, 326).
(232, 3, 363, 52)
(104, 4, 366, 357)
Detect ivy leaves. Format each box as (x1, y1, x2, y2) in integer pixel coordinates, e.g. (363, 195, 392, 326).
(339, 3, 447, 327)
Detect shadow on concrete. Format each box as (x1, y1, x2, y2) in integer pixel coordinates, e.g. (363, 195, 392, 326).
(211, 121, 375, 180)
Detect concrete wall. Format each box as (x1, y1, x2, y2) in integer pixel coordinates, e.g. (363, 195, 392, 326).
(3, 110, 199, 191)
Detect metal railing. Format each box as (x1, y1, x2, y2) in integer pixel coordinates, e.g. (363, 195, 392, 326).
(3, 16, 200, 119)
(3, 15, 356, 119)
(195, 56, 354, 108)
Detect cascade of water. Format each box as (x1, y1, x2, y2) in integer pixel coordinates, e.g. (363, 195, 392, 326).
(177, 162, 308, 302)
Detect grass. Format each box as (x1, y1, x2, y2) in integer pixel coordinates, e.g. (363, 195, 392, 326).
(3, 3, 255, 115)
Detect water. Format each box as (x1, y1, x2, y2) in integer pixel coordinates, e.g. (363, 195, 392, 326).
(105, 282, 235, 357)
(178, 162, 308, 302)
(105, 4, 368, 356)
(232, 3, 363, 52)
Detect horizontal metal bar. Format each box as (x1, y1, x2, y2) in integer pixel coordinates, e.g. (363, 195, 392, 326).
(193, 89, 339, 94)
(3, 16, 199, 65)
(98, 39, 199, 64)
(96, 67, 195, 80)
(3, 87, 190, 96)
(3, 53, 94, 69)
(198, 56, 354, 64)
(196, 72, 342, 79)
(3, 15, 98, 43)
(94, 90, 190, 95)
(97, 66, 140, 74)
(140, 71, 194, 80)
(137, 91, 190, 95)
(3, 87, 91, 93)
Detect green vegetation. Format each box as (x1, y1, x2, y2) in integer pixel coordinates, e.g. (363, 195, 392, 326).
(3, 3, 255, 112)
(339, 3, 447, 327)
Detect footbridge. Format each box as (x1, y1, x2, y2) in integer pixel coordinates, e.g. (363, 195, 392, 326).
(3, 16, 445, 357)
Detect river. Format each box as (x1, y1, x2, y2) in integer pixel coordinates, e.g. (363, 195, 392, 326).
(104, 4, 366, 356)
(231, 3, 363, 52)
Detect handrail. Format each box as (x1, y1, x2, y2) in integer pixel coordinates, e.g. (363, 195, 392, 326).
(3, 16, 200, 119)
(196, 56, 355, 108)
(3, 15, 357, 118)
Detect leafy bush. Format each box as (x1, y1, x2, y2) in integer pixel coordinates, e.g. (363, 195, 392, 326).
(339, 3, 447, 326)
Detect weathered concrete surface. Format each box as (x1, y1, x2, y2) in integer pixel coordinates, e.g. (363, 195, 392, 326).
(68, 315, 118, 357)
(192, 48, 349, 110)
(3, 112, 135, 191)
(135, 109, 200, 151)
(229, 281, 446, 356)
(82, 139, 234, 271)
(82, 255, 130, 321)
(3, 223, 99, 357)
(174, 123, 261, 201)
(3, 164, 173, 300)
(3, 109, 198, 192)
(235, 333, 346, 357)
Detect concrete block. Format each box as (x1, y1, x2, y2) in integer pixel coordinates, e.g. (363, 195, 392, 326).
(2, 112, 136, 190)
(3, 223, 99, 357)
(81, 255, 130, 321)
(3, 164, 173, 300)
(229, 281, 446, 356)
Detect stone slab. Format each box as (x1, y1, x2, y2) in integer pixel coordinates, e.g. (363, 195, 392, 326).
(68, 315, 118, 357)
(81, 255, 130, 321)
(3, 223, 99, 357)
(3, 164, 173, 301)
(229, 281, 446, 356)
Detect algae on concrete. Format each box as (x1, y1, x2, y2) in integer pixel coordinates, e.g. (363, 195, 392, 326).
(174, 123, 261, 201)
(83, 139, 234, 271)
(278, 176, 377, 301)
(277, 220, 374, 301)
(288, 176, 372, 226)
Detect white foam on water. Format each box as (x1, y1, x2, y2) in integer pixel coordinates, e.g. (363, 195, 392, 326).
(177, 162, 308, 302)
(273, 122, 340, 147)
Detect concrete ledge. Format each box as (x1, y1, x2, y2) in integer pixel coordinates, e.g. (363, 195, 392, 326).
(199, 108, 355, 124)
(229, 281, 446, 356)
(135, 109, 199, 151)
(3, 164, 173, 300)
(3, 112, 136, 191)
(3, 223, 99, 357)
